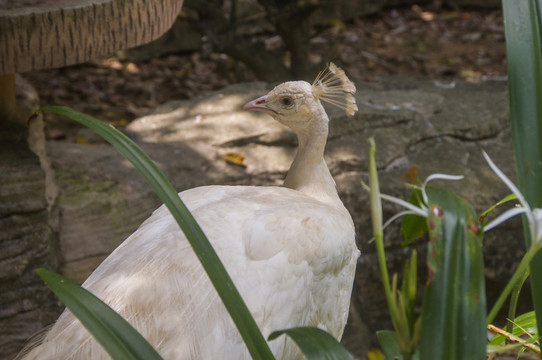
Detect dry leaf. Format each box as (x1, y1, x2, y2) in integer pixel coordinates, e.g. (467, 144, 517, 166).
(73, 136, 89, 145)
(401, 165, 421, 185)
(222, 152, 247, 167)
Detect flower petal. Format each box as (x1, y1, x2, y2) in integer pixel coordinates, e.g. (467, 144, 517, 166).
(533, 208, 542, 242)
(484, 206, 528, 232)
(422, 173, 464, 204)
(379, 193, 429, 217)
(366, 210, 425, 243)
(482, 151, 535, 234)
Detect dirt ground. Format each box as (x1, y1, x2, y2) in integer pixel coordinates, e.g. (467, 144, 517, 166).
(23, 5, 506, 140)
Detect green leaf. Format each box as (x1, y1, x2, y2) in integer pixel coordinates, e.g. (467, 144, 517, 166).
(39, 106, 275, 360)
(486, 343, 526, 354)
(478, 193, 517, 226)
(268, 327, 352, 360)
(406, 251, 417, 305)
(489, 311, 539, 346)
(513, 311, 539, 341)
(377, 331, 420, 360)
(367, 138, 402, 344)
(377, 330, 402, 360)
(419, 187, 486, 360)
(368, 138, 383, 240)
(36, 269, 163, 360)
(503, 0, 542, 344)
(401, 189, 427, 245)
(400, 250, 418, 330)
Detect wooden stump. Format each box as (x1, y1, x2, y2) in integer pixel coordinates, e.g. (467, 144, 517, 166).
(0, 0, 185, 74)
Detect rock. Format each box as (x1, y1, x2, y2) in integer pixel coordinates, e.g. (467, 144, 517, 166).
(42, 76, 523, 357)
(0, 77, 61, 360)
(0, 144, 60, 360)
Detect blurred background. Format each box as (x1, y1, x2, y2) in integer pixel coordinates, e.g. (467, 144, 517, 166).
(23, 0, 505, 139)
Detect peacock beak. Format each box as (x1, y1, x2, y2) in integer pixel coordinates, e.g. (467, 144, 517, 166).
(243, 95, 275, 114)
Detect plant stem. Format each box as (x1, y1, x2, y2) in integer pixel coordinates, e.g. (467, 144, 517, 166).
(368, 138, 401, 329)
(487, 243, 542, 324)
(506, 267, 530, 336)
(375, 232, 401, 327)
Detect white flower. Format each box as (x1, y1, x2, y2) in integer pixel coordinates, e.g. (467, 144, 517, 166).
(367, 173, 464, 231)
(483, 151, 541, 244)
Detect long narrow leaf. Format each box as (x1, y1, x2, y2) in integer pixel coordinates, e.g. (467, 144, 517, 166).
(368, 138, 400, 329)
(268, 327, 352, 360)
(502, 0, 542, 343)
(419, 187, 486, 360)
(39, 106, 275, 360)
(36, 269, 163, 360)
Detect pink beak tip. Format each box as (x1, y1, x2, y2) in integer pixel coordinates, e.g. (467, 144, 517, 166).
(243, 95, 268, 111)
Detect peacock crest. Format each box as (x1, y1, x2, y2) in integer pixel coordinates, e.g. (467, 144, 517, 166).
(312, 62, 358, 116)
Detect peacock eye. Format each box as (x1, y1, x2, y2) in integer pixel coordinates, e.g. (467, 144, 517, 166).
(280, 96, 294, 107)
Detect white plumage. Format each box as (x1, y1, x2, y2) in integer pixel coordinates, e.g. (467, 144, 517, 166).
(20, 64, 360, 360)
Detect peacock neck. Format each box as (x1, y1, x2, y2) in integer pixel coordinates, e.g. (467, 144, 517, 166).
(283, 117, 346, 212)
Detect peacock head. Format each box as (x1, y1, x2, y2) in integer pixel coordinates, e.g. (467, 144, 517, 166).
(243, 63, 358, 131)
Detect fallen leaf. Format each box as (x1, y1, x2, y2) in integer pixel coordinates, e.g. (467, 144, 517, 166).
(222, 152, 247, 167)
(72, 136, 89, 145)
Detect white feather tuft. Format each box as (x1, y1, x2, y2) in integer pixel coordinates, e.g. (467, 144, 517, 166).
(312, 62, 358, 116)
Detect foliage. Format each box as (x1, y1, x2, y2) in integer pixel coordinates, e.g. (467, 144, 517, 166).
(368, 139, 487, 360)
(488, 311, 540, 356)
(418, 187, 486, 360)
(503, 0, 542, 343)
(36, 269, 163, 360)
(369, 2, 542, 359)
(268, 327, 353, 360)
(367, 138, 420, 360)
(376, 331, 419, 360)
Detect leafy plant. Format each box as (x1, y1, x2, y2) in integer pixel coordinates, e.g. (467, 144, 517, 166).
(366, 138, 421, 360)
(488, 311, 540, 356)
(367, 1, 542, 359)
(502, 0, 542, 342)
(418, 187, 486, 360)
(367, 139, 486, 360)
